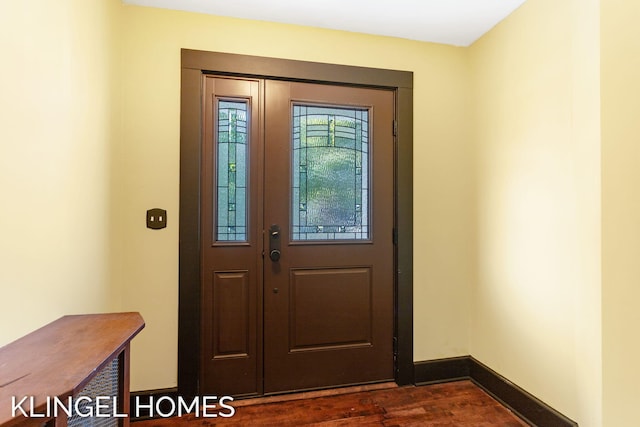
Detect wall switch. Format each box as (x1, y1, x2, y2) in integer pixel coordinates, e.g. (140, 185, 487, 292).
(147, 208, 167, 229)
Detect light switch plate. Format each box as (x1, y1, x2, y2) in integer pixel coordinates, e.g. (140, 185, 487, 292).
(147, 208, 167, 229)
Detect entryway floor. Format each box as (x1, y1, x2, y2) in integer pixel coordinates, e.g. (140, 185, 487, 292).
(133, 380, 529, 426)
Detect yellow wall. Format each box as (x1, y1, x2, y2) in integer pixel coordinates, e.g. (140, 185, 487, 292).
(115, 6, 474, 390)
(0, 0, 120, 343)
(601, 1, 640, 426)
(469, 0, 601, 424)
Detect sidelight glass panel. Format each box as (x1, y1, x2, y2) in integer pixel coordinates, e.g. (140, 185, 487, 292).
(217, 100, 248, 241)
(292, 104, 369, 241)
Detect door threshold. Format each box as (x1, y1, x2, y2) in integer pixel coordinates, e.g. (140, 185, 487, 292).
(233, 382, 398, 408)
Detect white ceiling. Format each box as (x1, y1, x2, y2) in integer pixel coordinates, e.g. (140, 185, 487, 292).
(122, 0, 528, 46)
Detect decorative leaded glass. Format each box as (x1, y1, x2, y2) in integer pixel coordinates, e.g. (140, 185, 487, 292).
(292, 104, 369, 241)
(217, 100, 248, 241)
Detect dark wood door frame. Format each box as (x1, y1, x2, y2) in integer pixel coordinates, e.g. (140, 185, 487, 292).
(178, 49, 413, 398)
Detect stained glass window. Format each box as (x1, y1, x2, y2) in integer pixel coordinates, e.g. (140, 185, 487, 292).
(216, 100, 248, 241)
(292, 104, 369, 241)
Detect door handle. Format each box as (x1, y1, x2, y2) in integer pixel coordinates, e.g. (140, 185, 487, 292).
(268, 224, 281, 262)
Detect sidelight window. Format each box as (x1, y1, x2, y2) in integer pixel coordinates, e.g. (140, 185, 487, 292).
(216, 100, 248, 242)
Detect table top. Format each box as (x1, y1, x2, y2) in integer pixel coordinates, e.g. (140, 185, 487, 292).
(0, 312, 144, 426)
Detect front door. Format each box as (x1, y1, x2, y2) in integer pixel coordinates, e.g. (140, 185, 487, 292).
(201, 76, 395, 396)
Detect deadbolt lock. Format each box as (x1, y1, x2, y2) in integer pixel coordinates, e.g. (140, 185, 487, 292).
(268, 224, 281, 262)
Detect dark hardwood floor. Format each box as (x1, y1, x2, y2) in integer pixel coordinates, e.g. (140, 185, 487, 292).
(133, 380, 529, 426)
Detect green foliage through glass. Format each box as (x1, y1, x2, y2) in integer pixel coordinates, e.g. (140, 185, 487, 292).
(292, 104, 369, 240)
(217, 100, 248, 241)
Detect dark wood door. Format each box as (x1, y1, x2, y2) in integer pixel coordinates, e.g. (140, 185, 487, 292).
(263, 81, 395, 392)
(201, 76, 263, 396)
(201, 76, 395, 396)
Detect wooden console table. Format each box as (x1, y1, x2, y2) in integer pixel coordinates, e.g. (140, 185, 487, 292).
(0, 313, 144, 427)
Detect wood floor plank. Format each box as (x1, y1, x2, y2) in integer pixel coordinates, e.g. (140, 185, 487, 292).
(133, 380, 529, 426)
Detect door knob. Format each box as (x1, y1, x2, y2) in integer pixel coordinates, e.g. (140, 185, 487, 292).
(269, 249, 281, 262)
(268, 224, 281, 262)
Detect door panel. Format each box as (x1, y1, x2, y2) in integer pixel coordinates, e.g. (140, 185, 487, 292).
(263, 80, 394, 393)
(211, 270, 251, 357)
(289, 267, 372, 350)
(201, 76, 262, 396)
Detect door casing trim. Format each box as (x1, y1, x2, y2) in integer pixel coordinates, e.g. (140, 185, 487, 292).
(179, 49, 413, 397)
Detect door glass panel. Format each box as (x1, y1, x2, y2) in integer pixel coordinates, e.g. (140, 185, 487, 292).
(216, 100, 248, 242)
(292, 104, 369, 241)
